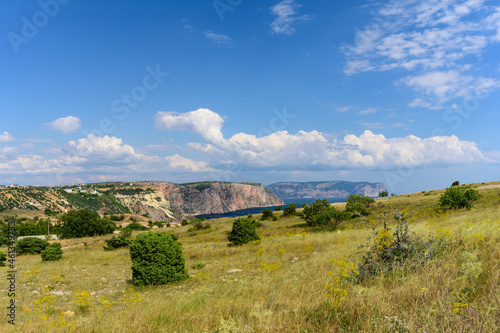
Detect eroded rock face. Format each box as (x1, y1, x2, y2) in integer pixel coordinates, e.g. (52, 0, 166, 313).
(141, 181, 283, 215)
(112, 192, 175, 221)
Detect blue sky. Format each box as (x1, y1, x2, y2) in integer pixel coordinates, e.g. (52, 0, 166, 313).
(1, 0, 499, 194)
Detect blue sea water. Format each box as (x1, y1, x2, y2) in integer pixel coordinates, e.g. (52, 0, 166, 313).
(195, 197, 348, 220)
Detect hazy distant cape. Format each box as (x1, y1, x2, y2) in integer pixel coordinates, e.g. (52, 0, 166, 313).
(267, 181, 387, 199)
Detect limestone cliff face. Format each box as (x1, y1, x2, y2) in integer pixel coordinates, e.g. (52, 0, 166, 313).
(267, 181, 387, 199)
(141, 181, 283, 215)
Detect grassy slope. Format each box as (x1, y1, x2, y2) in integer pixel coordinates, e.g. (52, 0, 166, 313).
(0, 183, 499, 332)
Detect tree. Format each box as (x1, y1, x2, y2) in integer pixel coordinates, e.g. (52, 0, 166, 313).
(227, 218, 260, 246)
(274, 206, 282, 211)
(283, 203, 297, 217)
(439, 186, 480, 209)
(451, 181, 460, 186)
(378, 191, 389, 197)
(58, 209, 116, 239)
(129, 232, 189, 286)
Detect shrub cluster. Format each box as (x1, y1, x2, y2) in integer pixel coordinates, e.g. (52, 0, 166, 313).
(124, 221, 147, 231)
(345, 194, 375, 216)
(301, 199, 350, 228)
(129, 232, 189, 286)
(378, 191, 389, 197)
(227, 217, 260, 246)
(260, 209, 274, 221)
(41, 243, 63, 261)
(439, 186, 480, 209)
(16, 237, 49, 254)
(104, 229, 133, 251)
(283, 203, 297, 217)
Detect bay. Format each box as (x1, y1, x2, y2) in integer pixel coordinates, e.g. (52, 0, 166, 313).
(194, 197, 348, 220)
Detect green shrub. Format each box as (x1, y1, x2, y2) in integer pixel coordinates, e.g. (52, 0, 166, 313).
(301, 199, 350, 228)
(439, 186, 480, 209)
(261, 209, 274, 220)
(41, 243, 63, 261)
(125, 222, 147, 231)
(16, 237, 50, 254)
(191, 263, 205, 269)
(0, 252, 6, 266)
(109, 215, 125, 221)
(58, 209, 116, 239)
(283, 203, 297, 217)
(452, 180, 460, 186)
(227, 218, 260, 246)
(378, 191, 389, 197)
(103, 235, 130, 251)
(0, 236, 9, 247)
(129, 232, 189, 286)
(274, 206, 282, 211)
(154, 221, 164, 228)
(345, 194, 375, 216)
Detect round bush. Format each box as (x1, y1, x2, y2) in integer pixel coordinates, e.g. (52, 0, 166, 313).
(41, 243, 63, 261)
(16, 237, 50, 254)
(103, 235, 130, 251)
(227, 218, 260, 246)
(129, 232, 189, 286)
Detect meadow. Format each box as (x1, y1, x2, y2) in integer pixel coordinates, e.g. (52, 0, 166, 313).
(1, 182, 499, 332)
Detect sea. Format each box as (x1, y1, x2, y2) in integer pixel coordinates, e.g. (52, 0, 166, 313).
(194, 197, 348, 220)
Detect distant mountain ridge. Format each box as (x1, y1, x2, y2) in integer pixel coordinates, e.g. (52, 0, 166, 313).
(267, 181, 387, 199)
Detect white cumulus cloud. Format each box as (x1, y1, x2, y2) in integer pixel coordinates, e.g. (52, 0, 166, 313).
(48, 116, 81, 134)
(155, 108, 229, 148)
(0, 132, 15, 143)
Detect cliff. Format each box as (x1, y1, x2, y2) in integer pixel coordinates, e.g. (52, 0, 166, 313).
(0, 181, 282, 222)
(139, 181, 283, 215)
(267, 181, 387, 199)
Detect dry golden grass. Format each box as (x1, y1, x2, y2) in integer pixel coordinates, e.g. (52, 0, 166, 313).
(1, 184, 499, 332)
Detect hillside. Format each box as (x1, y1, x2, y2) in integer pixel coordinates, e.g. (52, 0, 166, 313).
(267, 180, 387, 199)
(2, 181, 498, 332)
(0, 181, 282, 222)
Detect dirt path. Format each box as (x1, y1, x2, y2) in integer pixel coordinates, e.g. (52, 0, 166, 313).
(61, 240, 101, 250)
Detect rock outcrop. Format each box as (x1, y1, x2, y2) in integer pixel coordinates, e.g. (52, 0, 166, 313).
(139, 181, 283, 215)
(267, 181, 387, 199)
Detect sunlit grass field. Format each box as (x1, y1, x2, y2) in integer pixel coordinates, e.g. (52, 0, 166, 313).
(1, 182, 499, 332)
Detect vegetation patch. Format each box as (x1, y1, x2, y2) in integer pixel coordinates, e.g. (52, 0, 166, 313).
(129, 232, 189, 286)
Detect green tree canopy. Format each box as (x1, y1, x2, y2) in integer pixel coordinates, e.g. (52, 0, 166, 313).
(58, 209, 116, 239)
